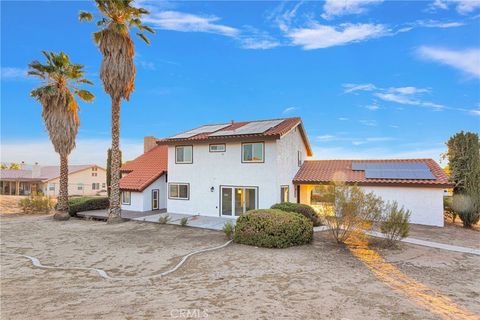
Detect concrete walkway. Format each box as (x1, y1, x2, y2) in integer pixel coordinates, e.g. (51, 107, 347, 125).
(132, 212, 236, 231)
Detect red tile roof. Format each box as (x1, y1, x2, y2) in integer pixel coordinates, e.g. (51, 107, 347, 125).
(119, 144, 168, 191)
(293, 159, 452, 188)
(164, 117, 313, 156)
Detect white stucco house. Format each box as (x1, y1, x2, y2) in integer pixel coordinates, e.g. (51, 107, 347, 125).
(119, 117, 451, 226)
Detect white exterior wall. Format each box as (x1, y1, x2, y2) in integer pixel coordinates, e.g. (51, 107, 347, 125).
(44, 166, 107, 197)
(121, 175, 167, 212)
(167, 126, 308, 217)
(361, 186, 445, 227)
(276, 127, 309, 204)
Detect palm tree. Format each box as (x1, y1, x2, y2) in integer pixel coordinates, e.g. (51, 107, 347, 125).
(28, 51, 95, 220)
(79, 0, 154, 223)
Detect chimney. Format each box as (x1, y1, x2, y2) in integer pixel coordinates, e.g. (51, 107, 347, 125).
(32, 163, 41, 178)
(144, 136, 158, 153)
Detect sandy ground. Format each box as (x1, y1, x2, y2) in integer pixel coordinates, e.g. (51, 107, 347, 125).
(0, 196, 26, 214)
(1, 215, 479, 320)
(407, 223, 480, 248)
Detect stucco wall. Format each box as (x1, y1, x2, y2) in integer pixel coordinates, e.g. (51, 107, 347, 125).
(121, 175, 167, 212)
(276, 127, 309, 204)
(44, 166, 107, 197)
(299, 184, 444, 227)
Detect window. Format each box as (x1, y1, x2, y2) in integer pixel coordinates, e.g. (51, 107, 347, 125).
(92, 167, 97, 171)
(78, 184, 83, 191)
(49, 184, 55, 191)
(175, 146, 193, 164)
(102, 183, 106, 188)
(298, 151, 303, 167)
(310, 185, 335, 205)
(281, 186, 289, 203)
(209, 144, 226, 152)
(242, 142, 264, 163)
(92, 183, 100, 190)
(169, 183, 189, 200)
(122, 191, 131, 205)
(92, 172, 97, 177)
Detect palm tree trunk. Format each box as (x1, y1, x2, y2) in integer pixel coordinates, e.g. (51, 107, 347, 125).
(54, 154, 70, 221)
(107, 96, 123, 223)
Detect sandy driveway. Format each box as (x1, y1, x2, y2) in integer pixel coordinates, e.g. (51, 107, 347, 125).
(1, 215, 479, 320)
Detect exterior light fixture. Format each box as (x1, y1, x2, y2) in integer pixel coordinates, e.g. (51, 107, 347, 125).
(210, 186, 215, 192)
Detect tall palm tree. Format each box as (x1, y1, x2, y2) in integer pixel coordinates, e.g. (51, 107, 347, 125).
(28, 51, 95, 220)
(79, 0, 154, 223)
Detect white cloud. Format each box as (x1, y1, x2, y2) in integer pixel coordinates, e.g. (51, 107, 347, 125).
(1, 67, 28, 79)
(145, 11, 239, 37)
(415, 19, 465, 28)
(365, 104, 380, 111)
(239, 28, 281, 49)
(359, 119, 377, 126)
(470, 109, 480, 116)
(0, 139, 144, 166)
(316, 134, 337, 142)
(287, 23, 387, 50)
(343, 83, 377, 93)
(417, 46, 480, 77)
(374, 92, 445, 110)
(322, 0, 383, 19)
(282, 106, 297, 114)
(388, 86, 430, 95)
(338, 117, 349, 121)
(431, 0, 480, 14)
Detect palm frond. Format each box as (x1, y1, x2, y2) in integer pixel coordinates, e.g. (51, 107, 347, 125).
(136, 32, 150, 44)
(139, 24, 154, 34)
(75, 89, 95, 102)
(79, 11, 94, 22)
(77, 79, 94, 85)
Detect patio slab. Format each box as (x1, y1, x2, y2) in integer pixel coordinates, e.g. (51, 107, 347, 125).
(131, 212, 236, 230)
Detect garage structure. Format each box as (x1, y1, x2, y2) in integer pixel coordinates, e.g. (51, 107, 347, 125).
(293, 159, 451, 227)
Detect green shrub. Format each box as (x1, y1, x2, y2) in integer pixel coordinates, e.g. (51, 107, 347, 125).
(443, 196, 457, 223)
(380, 201, 411, 246)
(19, 194, 54, 214)
(180, 217, 189, 226)
(68, 197, 109, 217)
(158, 214, 171, 224)
(234, 209, 313, 248)
(271, 202, 321, 226)
(222, 221, 234, 240)
(452, 194, 479, 228)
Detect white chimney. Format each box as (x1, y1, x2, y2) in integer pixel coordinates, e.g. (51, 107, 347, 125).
(32, 164, 41, 178)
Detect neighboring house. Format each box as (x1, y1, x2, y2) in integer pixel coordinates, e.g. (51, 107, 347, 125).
(119, 117, 451, 227)
(0, 164, 106, 197)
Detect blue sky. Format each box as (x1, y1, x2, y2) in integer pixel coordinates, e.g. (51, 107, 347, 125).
(1, 0, 479, 165)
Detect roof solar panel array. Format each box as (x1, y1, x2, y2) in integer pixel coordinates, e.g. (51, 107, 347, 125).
(170, 124, 231, 139)
(209, 119, 284, 137)
(352, 162, 435, 180)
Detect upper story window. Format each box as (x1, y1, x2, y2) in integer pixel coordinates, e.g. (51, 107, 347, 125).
(209, 144, 226, 152)
(175, 146, 193, 164)
(92, 172, 97, 177)
(92, 167, 97, 171)
(298, 151, 303, 167)
(242, 142, 264, 163)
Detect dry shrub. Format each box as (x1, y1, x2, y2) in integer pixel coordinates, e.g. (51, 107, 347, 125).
(19, 194, 54, 214)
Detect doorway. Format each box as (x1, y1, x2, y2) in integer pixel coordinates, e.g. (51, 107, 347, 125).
(220, 186, 257, 217)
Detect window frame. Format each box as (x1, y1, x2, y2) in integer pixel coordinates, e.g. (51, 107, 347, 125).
(92, 183, 100, 190)
(241, 142, 265, 163)
(298, 150, 303, 167)
(310, 185, 335, 205)
(280, 185, 289, 203)
(175, 145, 193, 164)
(168, 182, 190, 200)
(209, 143, 226, 153)
(122, 191, 131, 205)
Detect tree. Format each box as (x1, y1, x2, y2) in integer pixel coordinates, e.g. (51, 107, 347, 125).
(79, 0, 154, 223)
(106, 147, 122, 196)
(8, 163, 21, 170)
(28, 51, 95, 220)
(446, 131, 480, 228)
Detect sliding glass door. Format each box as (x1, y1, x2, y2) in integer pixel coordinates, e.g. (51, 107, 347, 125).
(221, 186, 257, 217)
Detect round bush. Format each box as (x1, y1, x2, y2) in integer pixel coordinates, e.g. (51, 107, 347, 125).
(271, 202, 321, 226)
(234, 209, 313, 248)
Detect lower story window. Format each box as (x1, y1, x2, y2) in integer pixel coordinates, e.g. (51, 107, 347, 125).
(281, 185, 289, 203)
(169, 183, 189, 200)
(92, 183, 100, 190)
(78, 184, 83, 191)
(310, 185, 335, 205)
(122, 191, 131, 205)
(49, 184, 55, 191)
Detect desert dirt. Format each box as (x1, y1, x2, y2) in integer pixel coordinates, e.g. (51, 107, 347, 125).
(0, 196, 26, 214)
(1, 214, 479, 320)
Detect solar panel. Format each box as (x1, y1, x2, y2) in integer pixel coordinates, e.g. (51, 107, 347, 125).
(170, 124, 230, 139)
(352, 162, 435, 180)
(209, 119, 284, 137)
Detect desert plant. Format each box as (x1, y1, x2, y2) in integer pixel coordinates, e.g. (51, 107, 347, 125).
(222, 221, 235, 239)
(271, 202, 321, 226)
(324, 184, 383, 244)
(158, 214, 171, 224)
(68, 197, 110, 217)
(451, 194, 479, 228)
(19, 194, 54, 214)
(380, 201, 411, 246)
(443, 196, 457, 223)
(80, 0, 154, 223)
(234, 209, 313, 248)
(180, 217, 189, 227)
(28, 51, 95, 220)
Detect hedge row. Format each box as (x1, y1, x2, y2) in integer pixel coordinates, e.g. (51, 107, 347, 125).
(234, 209, 313, 248)
(271, 202, 321, 226)
(68, 197, 109, 217)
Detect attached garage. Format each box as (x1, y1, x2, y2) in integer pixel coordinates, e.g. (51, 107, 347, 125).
(294, 159, 451, 227)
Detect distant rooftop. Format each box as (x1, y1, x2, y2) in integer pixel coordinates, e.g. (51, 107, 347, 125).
(0, 164, 103, 181)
